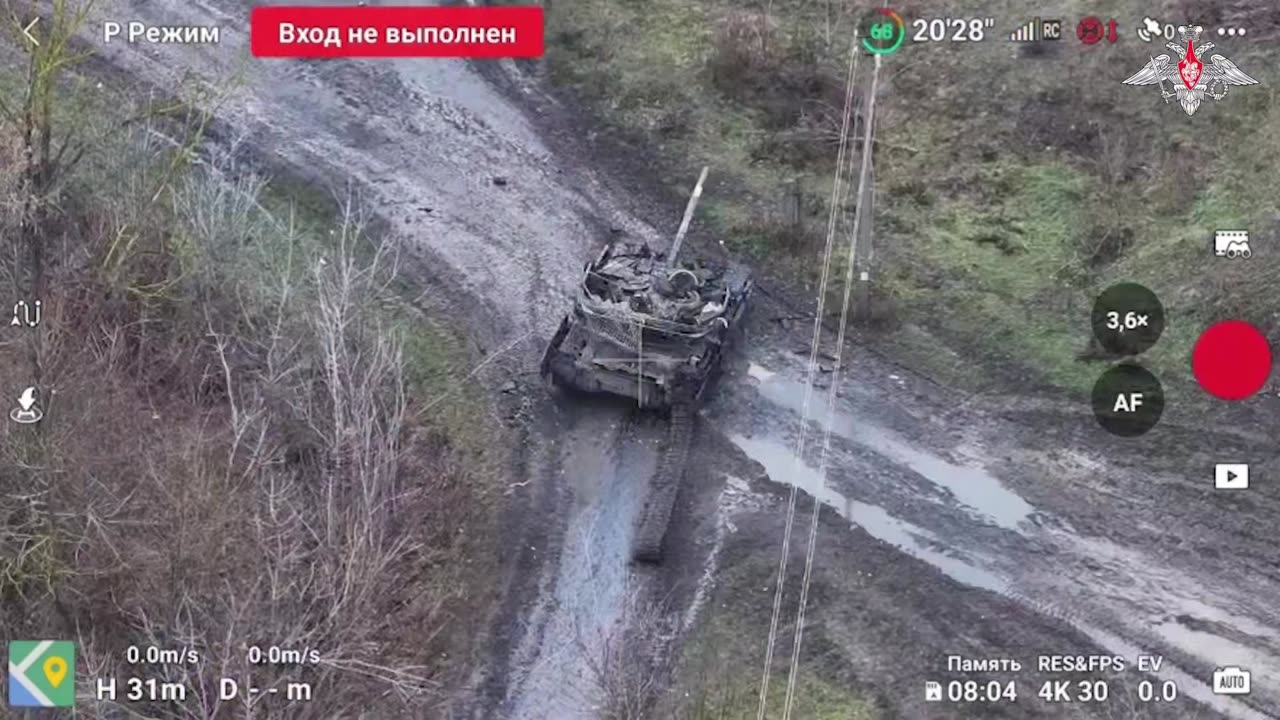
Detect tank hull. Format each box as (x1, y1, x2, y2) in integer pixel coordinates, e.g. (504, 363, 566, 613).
(540, 237, 750, 563)
(540, 241, 751, 410)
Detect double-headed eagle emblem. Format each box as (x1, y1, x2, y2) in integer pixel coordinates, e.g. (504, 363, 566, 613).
(1122, 25, 1258, 116)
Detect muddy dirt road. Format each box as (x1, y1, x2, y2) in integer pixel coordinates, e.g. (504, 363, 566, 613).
(56, 1, 1280, 718)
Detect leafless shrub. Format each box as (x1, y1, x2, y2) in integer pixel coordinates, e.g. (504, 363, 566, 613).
(708, 10, 781, 102)
(709, 9, 843, 134)
(96, 176, 435, 718)
(0, 125, 28, 235)
(573, 585, 671, 720)
(1070, 129, 1137, 274)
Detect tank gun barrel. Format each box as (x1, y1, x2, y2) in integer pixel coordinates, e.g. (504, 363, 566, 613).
(667, 165, 709, 266)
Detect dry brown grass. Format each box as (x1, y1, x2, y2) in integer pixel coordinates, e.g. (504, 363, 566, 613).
(1, 137, 472, 717)
(0, 6, 495, 714)
(0, 126, 25, 233)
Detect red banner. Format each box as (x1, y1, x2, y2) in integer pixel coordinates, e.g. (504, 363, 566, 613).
(250, 6, 544, 58)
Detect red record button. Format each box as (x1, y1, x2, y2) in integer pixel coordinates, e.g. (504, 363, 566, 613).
(1191, 320, 1272, 401)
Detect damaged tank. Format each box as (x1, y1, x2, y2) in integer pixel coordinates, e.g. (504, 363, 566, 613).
(540, 168, 752, 562)
(541, 167, 751, 410)
(539, 240, 752, 409)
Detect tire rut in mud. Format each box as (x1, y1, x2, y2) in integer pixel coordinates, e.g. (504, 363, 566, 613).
(467, 394, 608, 720)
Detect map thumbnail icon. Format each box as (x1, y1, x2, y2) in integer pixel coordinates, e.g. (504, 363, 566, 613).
(8, 641, 75, 707)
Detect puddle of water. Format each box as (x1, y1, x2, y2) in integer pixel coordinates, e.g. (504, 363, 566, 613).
(747, 363, 1033, 530)
(731, 433, 1006, 593)
(747, 363, 777, 383)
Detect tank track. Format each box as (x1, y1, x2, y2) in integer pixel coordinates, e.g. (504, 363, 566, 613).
(631, 402, 694, 563)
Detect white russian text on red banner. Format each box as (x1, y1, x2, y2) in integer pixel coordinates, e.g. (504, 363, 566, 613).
(385, 26, 517, 44)
(278, 23, 343, 47)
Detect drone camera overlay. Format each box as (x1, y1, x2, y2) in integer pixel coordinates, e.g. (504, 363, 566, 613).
(0, 2, 1277, 719)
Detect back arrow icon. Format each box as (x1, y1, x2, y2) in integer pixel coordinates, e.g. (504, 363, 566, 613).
(22, 17, 40, 46)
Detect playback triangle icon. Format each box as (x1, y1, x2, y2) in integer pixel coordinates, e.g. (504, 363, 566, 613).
(1214, 463, 1249, 489)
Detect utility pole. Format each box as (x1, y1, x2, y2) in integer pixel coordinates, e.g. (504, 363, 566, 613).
(852, 53, 880, 321)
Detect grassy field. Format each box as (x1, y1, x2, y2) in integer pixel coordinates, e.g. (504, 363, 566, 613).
(536, 0, 1280, 407)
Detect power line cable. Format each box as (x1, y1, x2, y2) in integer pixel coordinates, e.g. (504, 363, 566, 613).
(754, 35, 862, 720)
(781, 51, 881, 720)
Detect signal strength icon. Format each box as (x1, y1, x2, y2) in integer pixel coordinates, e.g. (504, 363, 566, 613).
(1010, 18, 1062, 42)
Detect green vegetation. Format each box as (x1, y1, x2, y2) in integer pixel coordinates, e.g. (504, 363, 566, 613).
(538, 0, 1280, 406)
(678, 632, 878, 720)
(669, 560, 879, 720)
(0, 3, 500, 714)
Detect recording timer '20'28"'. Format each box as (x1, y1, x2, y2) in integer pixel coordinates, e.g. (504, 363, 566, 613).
(911, 17, 995, 43)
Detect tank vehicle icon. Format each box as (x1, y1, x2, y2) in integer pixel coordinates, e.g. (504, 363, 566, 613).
(1214, 230, 1251, 259)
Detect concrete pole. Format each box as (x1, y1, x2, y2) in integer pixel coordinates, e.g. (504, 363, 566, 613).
(852, 54, 881, 321)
